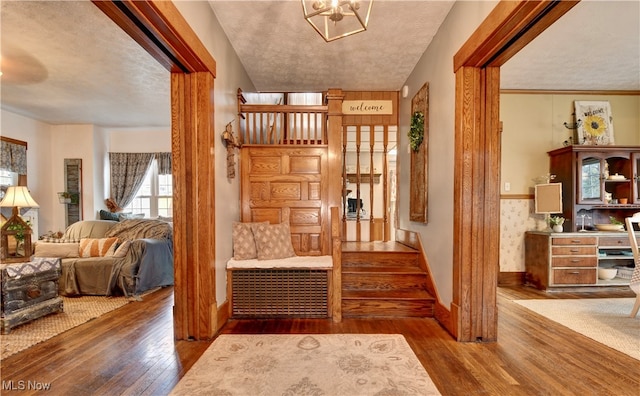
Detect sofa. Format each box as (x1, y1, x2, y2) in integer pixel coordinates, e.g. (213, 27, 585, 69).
(34, 219, 174, 297)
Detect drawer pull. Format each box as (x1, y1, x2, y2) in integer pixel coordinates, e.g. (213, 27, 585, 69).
(569, 271, 581, 275)
(570, 240, 582, 243)
(570, 249, 580, 253)
(571, 259, 580, 263)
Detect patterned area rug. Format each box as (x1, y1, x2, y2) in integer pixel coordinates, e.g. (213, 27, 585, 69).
(1, 295, 131, 360)
(514, 298, 640, 360)
(170, 334, 441, 395)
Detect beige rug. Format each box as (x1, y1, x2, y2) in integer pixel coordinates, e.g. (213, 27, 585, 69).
(514, 298, 640, 360)
(170, 334, 441, 395)
(1, 295, 131, 360)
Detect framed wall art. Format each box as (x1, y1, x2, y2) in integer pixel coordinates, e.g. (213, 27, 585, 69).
(409, 82, 429, 223)
(574, 101, 614, 145)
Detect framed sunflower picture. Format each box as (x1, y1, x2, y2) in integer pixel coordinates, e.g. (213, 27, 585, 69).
(574, 101, 614, 145)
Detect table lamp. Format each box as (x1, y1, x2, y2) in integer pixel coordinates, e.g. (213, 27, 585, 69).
(0, 186, 40, 262)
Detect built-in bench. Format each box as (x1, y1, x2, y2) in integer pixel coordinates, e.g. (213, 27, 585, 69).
(227, 255, 333, 318)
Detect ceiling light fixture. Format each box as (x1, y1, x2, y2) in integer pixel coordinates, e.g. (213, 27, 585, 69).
(302, 0, 373, 42)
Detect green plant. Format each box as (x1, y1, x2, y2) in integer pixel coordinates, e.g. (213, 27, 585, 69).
(6, 220, 32, 242)
(549, 215, 565, 226)
(609, 216, 623, 225)
(408, 111, 425, 151)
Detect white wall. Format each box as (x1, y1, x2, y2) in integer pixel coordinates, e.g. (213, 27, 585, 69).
(1, 109, 54, 234)
(398, 1, 498, 307)
(172, 0, 256, 307)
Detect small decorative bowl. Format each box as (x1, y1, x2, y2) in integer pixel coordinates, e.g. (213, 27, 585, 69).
(598, 268, 617, 280)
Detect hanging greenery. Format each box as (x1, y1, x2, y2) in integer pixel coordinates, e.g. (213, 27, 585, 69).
(408, 111, 425, 152)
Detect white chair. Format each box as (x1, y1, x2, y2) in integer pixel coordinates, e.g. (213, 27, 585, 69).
(624, 212, 640, 317)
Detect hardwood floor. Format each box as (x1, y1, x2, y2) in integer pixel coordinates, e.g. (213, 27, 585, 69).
(1, 285, 638, 395)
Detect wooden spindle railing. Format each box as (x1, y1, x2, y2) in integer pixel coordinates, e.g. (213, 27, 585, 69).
(238, 104, 328, 145)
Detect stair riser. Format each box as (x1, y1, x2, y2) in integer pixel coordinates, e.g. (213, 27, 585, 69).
(342, 252, 419, 268)
(342, 274, 428, 292)
(342, 299, 434, 317)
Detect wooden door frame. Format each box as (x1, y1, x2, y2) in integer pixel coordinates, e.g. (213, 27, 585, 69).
(93, 0, 219, 340)
(451, 1, 579, 341)
(94, 0, 581, 342)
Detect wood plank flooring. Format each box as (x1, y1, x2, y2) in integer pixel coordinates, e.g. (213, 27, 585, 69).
(1, 285, 638, 395)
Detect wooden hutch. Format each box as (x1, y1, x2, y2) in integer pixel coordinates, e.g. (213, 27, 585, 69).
(524, 145, 640, 290)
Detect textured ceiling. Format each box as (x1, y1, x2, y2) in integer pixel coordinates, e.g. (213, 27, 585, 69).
(208, 0, 455, 92)
(0, 1, 170, 128)
(0, 1, 638, 128)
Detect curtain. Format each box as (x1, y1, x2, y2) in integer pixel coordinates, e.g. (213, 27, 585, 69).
(156, 152, 172, 175)
(0, 141, 27, 175)
(109, 153, 154, 209)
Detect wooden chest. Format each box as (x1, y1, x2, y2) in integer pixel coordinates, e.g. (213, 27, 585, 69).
(1, 257, 64, 334)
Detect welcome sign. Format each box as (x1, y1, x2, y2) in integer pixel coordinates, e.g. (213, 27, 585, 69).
(342, 100, 393, 115)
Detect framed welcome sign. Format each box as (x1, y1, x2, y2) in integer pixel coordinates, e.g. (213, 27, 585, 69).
(574, 101, 615, 145)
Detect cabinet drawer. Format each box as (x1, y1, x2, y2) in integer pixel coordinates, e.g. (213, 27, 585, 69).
(551, 256, 598, 268)
(552, 237, 597, 246)
(599, 236, 636, 247)
(553, 268, 597, 285)
(551, 246, 597, 256)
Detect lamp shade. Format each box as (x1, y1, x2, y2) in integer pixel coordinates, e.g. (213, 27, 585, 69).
(0, 186, 40, 208)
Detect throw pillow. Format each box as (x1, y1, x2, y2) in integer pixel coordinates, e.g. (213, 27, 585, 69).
(99, 209, 120, 222)
(253, 222, 296, 260)
(34, 242, 80, 258)
(232, 222, 268, 260)
(112, 240, 131, 258)
(79, 237, 119, 257)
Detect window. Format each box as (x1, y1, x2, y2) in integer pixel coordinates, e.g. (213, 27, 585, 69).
(581, 159, 601, 200)
(123, 160, 172, 218)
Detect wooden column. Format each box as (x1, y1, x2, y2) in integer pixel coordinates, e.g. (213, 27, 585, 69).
(326, 90, 343, 321)
(172, 72, 217, 340)
(451, 0, 578, 342)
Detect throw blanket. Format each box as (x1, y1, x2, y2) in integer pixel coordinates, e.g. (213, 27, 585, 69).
(105, 219, 172, 241)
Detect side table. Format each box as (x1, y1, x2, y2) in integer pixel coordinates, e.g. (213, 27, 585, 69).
(1, 257, 64, 334)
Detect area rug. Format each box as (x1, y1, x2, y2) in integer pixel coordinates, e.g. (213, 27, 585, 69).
(170, 334, 441, 395)
(0, 295, 131, 360)
(513, 298, 640, 360)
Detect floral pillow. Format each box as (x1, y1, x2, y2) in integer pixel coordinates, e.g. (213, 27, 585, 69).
(253, 223, 296, 260)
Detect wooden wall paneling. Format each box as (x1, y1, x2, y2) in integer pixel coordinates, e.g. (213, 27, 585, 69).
(241, 146, 328, 256)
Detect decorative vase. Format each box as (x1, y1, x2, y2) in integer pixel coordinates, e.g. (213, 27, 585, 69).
(552, 224, 563, 233)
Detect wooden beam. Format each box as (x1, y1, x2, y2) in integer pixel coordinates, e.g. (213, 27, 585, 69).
(454, 1, 579, 70)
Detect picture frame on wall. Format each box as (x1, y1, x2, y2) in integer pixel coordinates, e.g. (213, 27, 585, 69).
(574, 101, 614, 145)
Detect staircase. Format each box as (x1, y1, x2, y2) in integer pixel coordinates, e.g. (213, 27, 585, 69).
(341, 241, 436, 318)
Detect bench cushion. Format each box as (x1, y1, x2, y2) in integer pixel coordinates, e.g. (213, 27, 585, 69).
(227, 255, 332, 269)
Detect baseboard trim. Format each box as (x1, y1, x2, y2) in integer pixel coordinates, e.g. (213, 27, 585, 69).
(217, 300, 230, 331)
(498, 271, 525, 286)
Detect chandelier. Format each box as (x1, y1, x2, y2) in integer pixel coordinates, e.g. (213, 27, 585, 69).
(301, 0, 373, 42)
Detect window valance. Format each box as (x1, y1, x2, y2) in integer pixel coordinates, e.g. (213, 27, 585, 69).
(0, 139, 27, 175)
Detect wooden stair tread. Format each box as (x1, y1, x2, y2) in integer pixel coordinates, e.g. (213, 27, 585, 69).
(342, 266, 423, 274)
(342, 241, 418, 253)
(342, 289, 435, 300)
